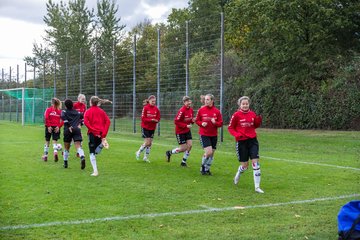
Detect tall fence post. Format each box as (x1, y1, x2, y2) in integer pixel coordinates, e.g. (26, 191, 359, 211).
(186, 21, 189, 96)
(32, 58, 36, 123)
(65, 52, 68, 98)
(79, 48, 82, 93)
(112, 40, 116, 132)
(16, 64, 19, 122)
(132, 35, 137, 133)
(220, 12, 224, 142)
(157, 29, 161, 136)
(1, 68, 4, 120)
(54, 55, 57, 97)
(94, 50, 98, 96)
(24, 63, 27, 86)
(9, 66, 12, 121)
(43, 60, 45, 113)
(21, 87, 25, 126)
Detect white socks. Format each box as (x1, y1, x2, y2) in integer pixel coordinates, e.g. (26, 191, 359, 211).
(90, 153, 98, 174)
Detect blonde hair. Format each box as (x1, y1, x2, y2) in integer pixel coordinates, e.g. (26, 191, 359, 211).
(143, 95, 156, 106)
(77, 93, 86, 102)
(90, 96, 112, 106)
(51, 98, 62, 110)
(205, 94, 215, 102)
(182, 96, 191, 103)
(237, 96, 250, 106)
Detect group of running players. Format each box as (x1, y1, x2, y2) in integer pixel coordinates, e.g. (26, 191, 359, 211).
(42, 93, 264, 193)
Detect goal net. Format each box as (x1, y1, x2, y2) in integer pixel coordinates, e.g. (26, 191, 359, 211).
(0, 88, 53, 125)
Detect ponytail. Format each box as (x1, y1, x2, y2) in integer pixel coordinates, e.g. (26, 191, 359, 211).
(90, 96, 112, 106)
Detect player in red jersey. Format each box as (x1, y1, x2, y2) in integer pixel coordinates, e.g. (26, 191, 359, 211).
(73, 94, 87, 157)
(42, 98, 63, 162)
(135, 95, 161, 163)
(84, 96, 111, 176)
(73, 94, 87, 124)
(165, 96, 195, 167)
(228, 96, 264, 193)
(195, 94, 223, 175)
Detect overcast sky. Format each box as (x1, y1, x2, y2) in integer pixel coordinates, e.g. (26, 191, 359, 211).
(0, 0, 188, 78)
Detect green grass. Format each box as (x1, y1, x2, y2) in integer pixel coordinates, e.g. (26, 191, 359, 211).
(0, 121, 359, 239)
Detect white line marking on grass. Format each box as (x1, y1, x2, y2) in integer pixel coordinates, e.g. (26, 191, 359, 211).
(112, 137, 360, 171)
(1, 193, 358, 231)
(262, 156, 360, 171)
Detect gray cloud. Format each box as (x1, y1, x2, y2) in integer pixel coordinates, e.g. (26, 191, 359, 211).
(0, 0, 188, 28)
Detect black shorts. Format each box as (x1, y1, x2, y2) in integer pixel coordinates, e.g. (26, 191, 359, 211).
(142, 128, 155, 138)
(176, 131, 192, 145)
(236, 137, 259, 162)
(200, 135, 217, 149)
(45, 126, 61, 141)
(63, 127, 83, 143)
(88, 133, 102, 154)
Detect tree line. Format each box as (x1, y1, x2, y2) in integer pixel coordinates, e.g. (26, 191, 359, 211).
(5, 0, 360, 129)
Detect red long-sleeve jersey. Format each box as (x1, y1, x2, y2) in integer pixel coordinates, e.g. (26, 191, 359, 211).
(44, 106, 63, 128)
(228, 109, 262, 141)
(195, 105, 223, 136)
(84, 106, 111, 138)
(174, 105, 194, 134)
(73, 102, 86, 115)
(141, 104, 161, 130)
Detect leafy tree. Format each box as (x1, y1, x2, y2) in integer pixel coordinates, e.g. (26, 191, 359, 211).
(95, 0, 126, 60)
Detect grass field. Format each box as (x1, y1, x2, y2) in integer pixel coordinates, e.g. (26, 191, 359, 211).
(0, 121, 359, 239)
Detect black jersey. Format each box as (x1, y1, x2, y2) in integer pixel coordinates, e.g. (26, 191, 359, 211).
(61, 109, 82, 130)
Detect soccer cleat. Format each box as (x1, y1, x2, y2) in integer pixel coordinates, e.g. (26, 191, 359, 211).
(206, 170, 212, 176)
(200, 165, 206, 175)
(143, 157, 150, 163)
(255, 188, 264, 194)
(180, 161, 187, 167)
(165, 151, 171, 162)
(102, 138, 109, 149)
(135, 151, 140, 160)
(42, 155, 48, 162)
(91, 171, 98, 177)
(234, 171, 241, 185)
(54, 152, 59, 162)
(64, 161, 68, 168)
(81, 157, 86, 169)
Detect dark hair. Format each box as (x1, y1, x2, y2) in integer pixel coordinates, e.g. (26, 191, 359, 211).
(64, 99, 73, 109)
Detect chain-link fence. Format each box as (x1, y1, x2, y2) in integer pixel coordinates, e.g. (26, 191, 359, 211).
(0, 13, 232, 139)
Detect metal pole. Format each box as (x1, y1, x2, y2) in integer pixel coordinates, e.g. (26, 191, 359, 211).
(112, 40, 116, 132)
(132, 35, 137, 133)
(21, 87, 25, 126)
(1, 93, 5, 120)
(24, 63, 27, 122)
(43, 60, 45, 114)
(9, 66, 12, 121)
(186, 21, 189, 96)
(32, 58, 36, 123)
(157, 29, 161, 136)
(220, 12, 224, 142)
(79, 48, 82, 93)
(66, 52, 68, 98)
(16, 64, 19, 122)
(95, 50, 98, 96)
(54, 55, 56, 97)
(24, 63, 27, 86)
